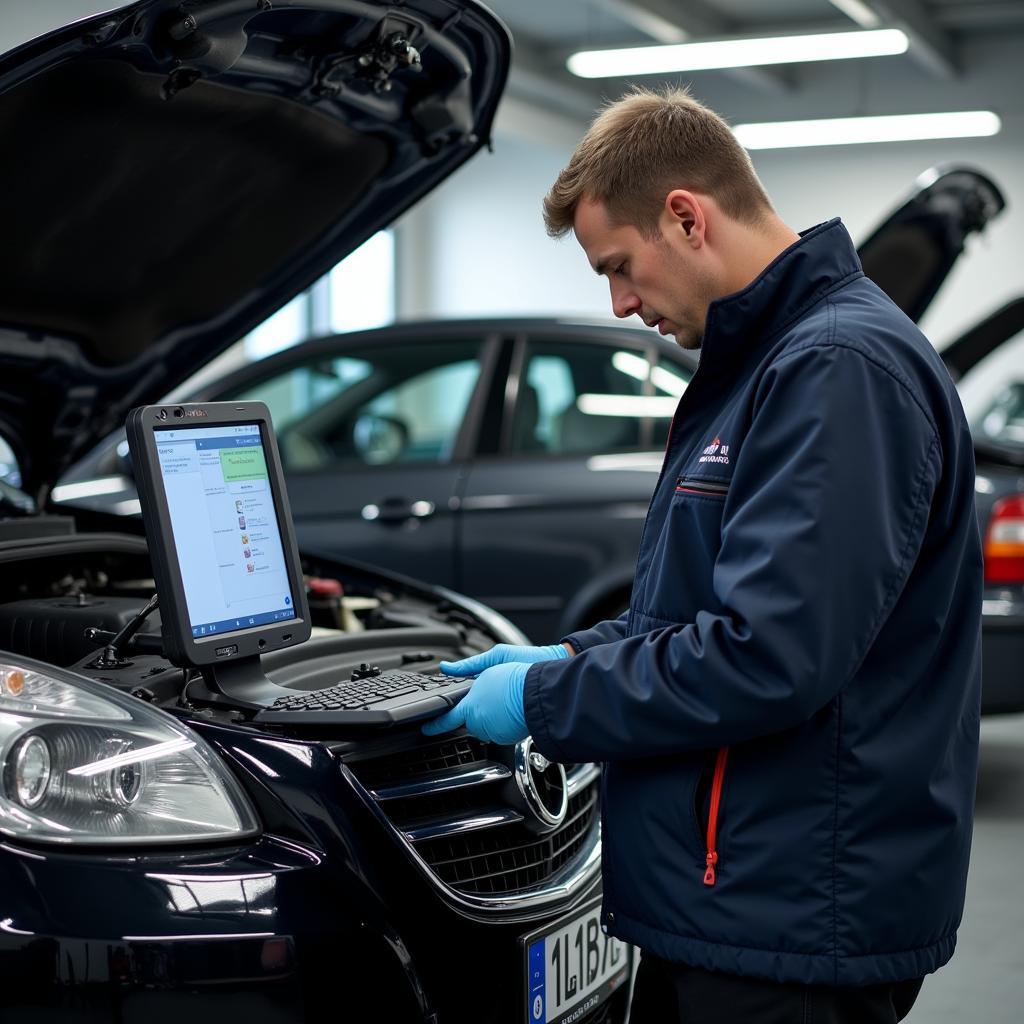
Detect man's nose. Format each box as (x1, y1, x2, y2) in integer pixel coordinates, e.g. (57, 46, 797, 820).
(610, 283, 640, 320)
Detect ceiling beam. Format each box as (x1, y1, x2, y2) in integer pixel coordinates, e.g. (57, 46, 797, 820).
(590, 0, 686, 44)
(934, 2, 1024, 30)
(591, 0, 795, 93)
(830, 0, 958, 77)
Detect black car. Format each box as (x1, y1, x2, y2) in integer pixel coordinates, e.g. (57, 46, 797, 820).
(941, 297, 1024, 713)
(56, 169, 1021, 711)
(60, 318, 699, 641)
(0, 3, 629, 1022)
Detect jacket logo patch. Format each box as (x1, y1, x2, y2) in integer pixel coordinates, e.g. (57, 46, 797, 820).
(700, 436, 730, 465)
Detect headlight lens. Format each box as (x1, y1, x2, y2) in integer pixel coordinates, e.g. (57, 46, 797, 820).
(9, 734, 51, 809)
(0, 663, 259, 846)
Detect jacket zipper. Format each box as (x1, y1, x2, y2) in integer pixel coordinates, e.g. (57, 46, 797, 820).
(676, 477, 729, 498)
(703, 746, 730, 886)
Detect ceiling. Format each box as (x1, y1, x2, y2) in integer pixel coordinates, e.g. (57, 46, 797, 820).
(2, 2, 1022, 138)
(483, 0, 1024, 125)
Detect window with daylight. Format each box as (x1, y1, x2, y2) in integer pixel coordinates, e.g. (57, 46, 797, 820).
(242, 231, 394, 362)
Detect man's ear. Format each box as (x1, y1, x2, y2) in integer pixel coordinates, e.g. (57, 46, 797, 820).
(664, 190, 705, 247)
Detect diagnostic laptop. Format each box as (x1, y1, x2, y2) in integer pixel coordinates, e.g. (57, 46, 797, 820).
(126, 400, 473, 725)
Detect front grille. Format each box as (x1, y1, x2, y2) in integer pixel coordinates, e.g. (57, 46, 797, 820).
(417, 785, 597, 894)
(355, 736, 487, 786)
(345, 736, 600, 899)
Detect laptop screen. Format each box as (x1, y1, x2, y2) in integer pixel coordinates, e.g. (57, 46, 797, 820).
(154, 422, 297, 638)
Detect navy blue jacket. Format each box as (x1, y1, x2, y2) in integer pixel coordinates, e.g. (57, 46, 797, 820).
(523, 220, 982, 987)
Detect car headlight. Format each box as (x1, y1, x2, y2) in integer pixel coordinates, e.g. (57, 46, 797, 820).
(0, 662, 259, 846)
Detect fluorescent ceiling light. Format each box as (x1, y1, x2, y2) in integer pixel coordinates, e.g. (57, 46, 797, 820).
(577, 395, 679, 418)
(586, 453, 664, 473)
(733, 111, 1002, 150)
(567, 29, 907, 78)
(50, 475, 132, 503)
(652, 366, 688, 397)
(611, 350, 650, 383)
(611, 351, 688, 397)
(68, 738, 195, 777)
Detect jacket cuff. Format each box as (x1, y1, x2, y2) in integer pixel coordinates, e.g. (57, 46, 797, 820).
(523, 662, 567, 762)
(560, 613, 628, 652)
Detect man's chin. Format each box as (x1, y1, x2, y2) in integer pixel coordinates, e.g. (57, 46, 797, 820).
(674, 329, 702, 351)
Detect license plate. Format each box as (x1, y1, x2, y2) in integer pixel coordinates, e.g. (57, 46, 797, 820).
(522, 896, 631, 1024)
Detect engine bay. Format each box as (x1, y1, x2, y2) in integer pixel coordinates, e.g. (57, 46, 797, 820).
(0, 525, 503, 730)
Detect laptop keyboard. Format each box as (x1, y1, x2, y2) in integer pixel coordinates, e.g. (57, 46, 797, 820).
(268, 670, 473, 713)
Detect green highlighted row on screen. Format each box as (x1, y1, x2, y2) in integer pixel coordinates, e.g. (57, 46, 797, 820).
(220, 446, 269, 482)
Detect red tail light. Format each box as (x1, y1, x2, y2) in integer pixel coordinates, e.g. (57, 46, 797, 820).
(984, 494, 1024, 584)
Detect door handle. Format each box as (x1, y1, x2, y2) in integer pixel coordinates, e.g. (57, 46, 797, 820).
(362, 498, 436, 524)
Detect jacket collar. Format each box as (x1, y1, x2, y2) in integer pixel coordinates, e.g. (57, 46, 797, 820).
(697, 218, 863, 375)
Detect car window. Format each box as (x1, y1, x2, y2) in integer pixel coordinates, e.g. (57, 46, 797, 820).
(245, 357, 374, 430)
(650, 357, 692, 448)
(511, 341, 666, 455)
(362, 360, 480, 462)
(974, 381, 1024, 449)
(226, 341, 484, 470)
(0, 435, 22, 489)
(517, 344, 640, 454)
(958, 328, 1024, 454)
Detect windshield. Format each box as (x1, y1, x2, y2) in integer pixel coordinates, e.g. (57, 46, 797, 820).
(974, 382, 1024, 448)
(957, 328, 1024, 454)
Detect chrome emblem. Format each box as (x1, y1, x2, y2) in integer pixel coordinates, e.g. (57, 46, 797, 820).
(513, 737, 568, 833)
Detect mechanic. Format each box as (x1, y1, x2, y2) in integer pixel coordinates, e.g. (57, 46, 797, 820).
(424, 87, 981, 1023)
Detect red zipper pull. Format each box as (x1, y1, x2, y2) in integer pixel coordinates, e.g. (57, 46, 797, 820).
(703, 851, 718, 886)
(702, 747, 730, 887)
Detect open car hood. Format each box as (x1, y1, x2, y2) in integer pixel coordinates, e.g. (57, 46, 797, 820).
(940, 296, 1024, 381)
(857, 165, 1005, 323)
(0, 0, 509, 499)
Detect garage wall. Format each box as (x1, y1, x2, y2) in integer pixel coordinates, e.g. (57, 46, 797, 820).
(730, 30, 1024, 349)
(397, 33, 1024, 351)
(396, 126, 1022, 348)
(393, 99, 611, 324)
(758, 133, 1023, 348)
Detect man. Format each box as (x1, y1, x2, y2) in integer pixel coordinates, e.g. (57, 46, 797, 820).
(424, 87, 981, 1023)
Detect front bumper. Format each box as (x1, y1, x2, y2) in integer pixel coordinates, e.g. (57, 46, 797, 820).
(981, 597, 1024, 713)
(0, 834, 420, 1022)
(0, 718, 616, 1023)
(0, 834, 615, 1023)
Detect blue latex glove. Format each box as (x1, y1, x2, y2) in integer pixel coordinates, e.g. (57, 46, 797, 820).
(422, 662, 531, 744)
(439, 643, 570, 677)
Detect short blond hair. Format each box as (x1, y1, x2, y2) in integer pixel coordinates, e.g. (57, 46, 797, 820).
(543, 86, 773, 239)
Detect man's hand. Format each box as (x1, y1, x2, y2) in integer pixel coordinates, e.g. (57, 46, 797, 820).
(422, 663, 531, 744)
(439, 642, 571, 677)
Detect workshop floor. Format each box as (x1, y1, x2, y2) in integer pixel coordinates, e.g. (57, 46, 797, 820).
(910, 713, 1024, 1023)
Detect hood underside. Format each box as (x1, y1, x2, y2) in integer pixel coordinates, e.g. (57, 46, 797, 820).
(0, 0, 509, 497)
(6, 57, 388, 364)
(857, 165, 1005, 324)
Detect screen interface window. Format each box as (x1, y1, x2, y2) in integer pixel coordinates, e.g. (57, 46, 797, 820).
(155, 423, 296, 638)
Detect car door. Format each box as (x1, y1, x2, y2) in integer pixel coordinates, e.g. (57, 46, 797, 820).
(221, 334, 498, 589)
(459, 330, 693, 642)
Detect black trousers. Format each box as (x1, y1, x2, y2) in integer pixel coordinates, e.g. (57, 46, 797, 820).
(629, 953, 924, 1024)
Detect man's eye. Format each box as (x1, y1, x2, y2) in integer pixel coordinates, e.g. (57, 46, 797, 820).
(613, 263, 627, 276)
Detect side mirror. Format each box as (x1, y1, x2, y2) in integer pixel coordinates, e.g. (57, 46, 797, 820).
(352, 413, 409, 465)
